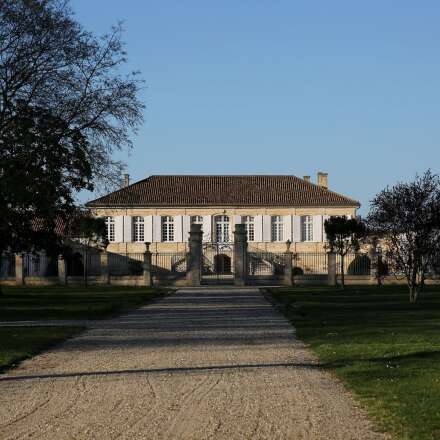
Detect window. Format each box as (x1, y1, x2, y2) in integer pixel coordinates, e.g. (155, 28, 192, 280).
(215, 215, 230, 243)
(190, 215, 203, 225)
(271, 216, 283, 241)
(105, 217, 115, 242)
(161, 216, 174, 242)
(242, 216, 255, 241)
(301, 215, 313, 241)
(132, 216, 144, 242)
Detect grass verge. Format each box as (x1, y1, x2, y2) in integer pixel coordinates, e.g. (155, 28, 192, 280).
(0, 326, 84, 372)
(268, 285, 440, 440)
(0, 286, 168, 321)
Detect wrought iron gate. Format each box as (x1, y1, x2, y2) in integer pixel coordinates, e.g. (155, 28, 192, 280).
(202, 243, 234, 284)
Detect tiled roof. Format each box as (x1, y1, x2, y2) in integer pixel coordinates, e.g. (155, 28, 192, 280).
(86, 175, 360, 208)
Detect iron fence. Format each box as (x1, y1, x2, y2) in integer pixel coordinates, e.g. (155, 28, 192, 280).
(108, 253, 144, 276)
(23, 254, 58, 277)
(336, 253, 371, 276)
(0, 253, 15, 278)
(248, 252, 287, 277)
(293, 252, 328, 275)
(152, 252, 187, 280)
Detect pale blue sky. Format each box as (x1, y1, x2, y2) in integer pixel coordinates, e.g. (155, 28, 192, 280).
(72, 1, 440, 214)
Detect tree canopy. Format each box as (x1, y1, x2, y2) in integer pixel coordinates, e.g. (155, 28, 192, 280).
(368, 170, 440, 303)
(0, 0, 144, 256)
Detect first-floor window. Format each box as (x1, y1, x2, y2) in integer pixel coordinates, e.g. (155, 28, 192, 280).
(242, 216, 255, 241)
(301, 215, 313, 241)
(271, 216, 283, 241)
(161, 216, 174, 242)
(132, 216, 144, 242)
(105, 216, 115, 242)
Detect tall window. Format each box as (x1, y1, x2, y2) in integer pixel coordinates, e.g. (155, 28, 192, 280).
(190, 215, 203, 225)
(215, 215, 230, 243)
(132, 216, 144, 242)
(105, 217, 115, 242)
(271, 216, 283, 241)
(161, 216, 174, 242)
(301, 215, 313, 241)
(242, 216, 255, 241)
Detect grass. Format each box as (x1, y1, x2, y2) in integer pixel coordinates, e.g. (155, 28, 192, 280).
(269, 285, 440, 440)
(0, 285, 168, 321)
(0, 326, 84, 372)
(0, 285, 168, 372)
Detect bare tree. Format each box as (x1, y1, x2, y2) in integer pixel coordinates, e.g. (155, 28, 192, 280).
(324, 216, 365, 289)
(368, 171, 440, 303)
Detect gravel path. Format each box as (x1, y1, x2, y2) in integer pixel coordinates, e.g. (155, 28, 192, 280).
(0, 287, 387, 440)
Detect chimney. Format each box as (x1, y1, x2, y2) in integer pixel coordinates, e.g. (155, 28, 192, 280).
(123, 174, 130, 187)
(317, 172, 328, 189)
(303, 175, 311, 182)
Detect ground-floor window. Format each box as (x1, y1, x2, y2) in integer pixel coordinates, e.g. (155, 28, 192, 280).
(301, 215, 313, 241)
(242, 215, 255, 241)
(105, 216, 115, 242)
(161, 216, 174, 242)
(190, 215, 203, 225)
(215, 215, 230, 243)
(132, 216, 144, 242)
(271, 216, 283, 241)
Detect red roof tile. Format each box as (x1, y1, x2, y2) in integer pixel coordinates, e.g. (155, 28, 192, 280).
(86, 175, 360, 208)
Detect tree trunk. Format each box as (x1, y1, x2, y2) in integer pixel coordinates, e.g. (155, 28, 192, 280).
(340, 254, 345, 289)
(83, 249, 88, 288)
(408, 268, 419, 303)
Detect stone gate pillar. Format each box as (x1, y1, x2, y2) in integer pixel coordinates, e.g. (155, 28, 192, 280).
(327, 251, 337, 287)
(143, 243, 152, 287)
(187, 224, 202, 286)
(233, 224, 248, 286)
(100, 250, 110, 285)
(284, 240, 294, 286)
(15, 253, 24, 286)
(58, 255, 67, 285)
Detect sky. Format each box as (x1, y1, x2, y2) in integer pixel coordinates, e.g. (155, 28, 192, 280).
(72, 0, 440, 215)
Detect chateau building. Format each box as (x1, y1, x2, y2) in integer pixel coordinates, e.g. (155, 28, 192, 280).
(86, 173, 359, 254)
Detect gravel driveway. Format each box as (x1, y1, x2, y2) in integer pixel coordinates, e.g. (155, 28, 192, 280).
(0, 287, 387, 440)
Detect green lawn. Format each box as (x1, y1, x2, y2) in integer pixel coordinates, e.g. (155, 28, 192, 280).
(0, 286, 168, 372)
(269, 285, 440, 440)
(0, 326, 84, 372)
(0, 285, 168, 321)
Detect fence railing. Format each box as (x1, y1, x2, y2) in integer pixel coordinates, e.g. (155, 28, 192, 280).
(293, 252, 328, 275)
(23, 254, 58, 277)
(0, 253, 15, 278)
(152, 252, 187, 276)
(336, 253, 371, 276)
(248, 252, 287, 277)
(108, 253, 144, 276)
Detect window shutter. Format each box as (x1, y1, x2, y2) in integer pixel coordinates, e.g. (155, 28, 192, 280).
(293, 216, 301, 242)
(114, 216, 124, 242)
(254, 215, 263, 242)
(144, 216, 153, 243)
(182, 215, 191, 242)
(174, 215, 183, 242)
(283, 215, 292, 241)
(262, 215, 271, 242)
(313, 215, 323, 242)
(233, 215, 241, 227)
(202, 215, 212, 242)
(123, 216, 132, 242)
(152, 215, 162, 242)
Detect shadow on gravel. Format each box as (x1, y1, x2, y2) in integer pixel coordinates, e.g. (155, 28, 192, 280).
(0, 361, 321, 382)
